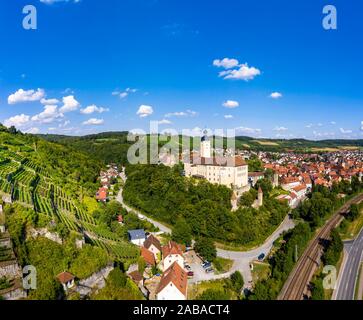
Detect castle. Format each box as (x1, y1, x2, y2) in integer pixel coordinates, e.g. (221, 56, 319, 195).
(183, 133, 249, 195)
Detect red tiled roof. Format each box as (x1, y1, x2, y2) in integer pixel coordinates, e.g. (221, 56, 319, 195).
(129, 271, 143, 283)
(156, 262, 187, 296)
(56, 272, 75, 284)
(141, 247, 156, 266)
(162, 241, 184, 258)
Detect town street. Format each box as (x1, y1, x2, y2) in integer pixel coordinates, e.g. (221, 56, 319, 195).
(334, 228, 363, 300)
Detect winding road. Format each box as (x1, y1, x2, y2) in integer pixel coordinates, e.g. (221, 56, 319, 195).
(117, 171, 295, 285)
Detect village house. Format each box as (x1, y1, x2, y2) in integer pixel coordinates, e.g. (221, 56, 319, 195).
(143, 234, 162, 261)
(128, 229, 146, 246)
(56, 271, 75, 292)
(95, 187, 108, 202)
(141, 247, 156, 266)
(156, 262, 187, 300)
(162, 241, 184, 271)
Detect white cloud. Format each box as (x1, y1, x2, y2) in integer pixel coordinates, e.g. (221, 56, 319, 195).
(8, 88, 45, 104)
(25, 127, 40, 134)
(59, 95, 80, 113)
(4, 114, 30, 128)
(80, 105, 109, 114)
(273, 126, 288, 132)
(270, 92, 283, 99)
(137, 105, 153, 118)
(340, 128, 353, 134)
(224, 115, 233, 119)
(361, 121, 363, 131)
(313, 131, 335, 138)
(330, 121, 337, 125)
(41, 98, 59, 105)
(213, 58, 239, 69)
(82, 118, 104, 125)
(235, 126, 262, 135)
(219, 64, 261, 81)
(306, 123, 313, 128)
(114, 88, 138, 99)
(158, 119, 172, 125)
(165, 109, 197, 118)
(31, 105, 63, 124)
(222, 100, 239, 108)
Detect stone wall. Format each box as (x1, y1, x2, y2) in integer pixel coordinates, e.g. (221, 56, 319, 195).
(0, 261, 22, 278)
(75, 265, 114, 298)
(28, 228, 63, 245)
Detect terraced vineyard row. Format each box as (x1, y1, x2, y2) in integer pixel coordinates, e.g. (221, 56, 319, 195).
(82, 222, 123, 242)
(13, 185, 33, 206)
(0, 161, 19, 179)
(12, 167, 37, 186)
(88, 238, 139, 262)
(0, 178, 11, 194)
(34, 194, 54, 216)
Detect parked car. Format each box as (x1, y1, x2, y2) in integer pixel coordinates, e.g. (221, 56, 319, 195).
(187, 271, 194, 277)
(258, 253, 266, 261)
(205, 268, 214, 274)
(202, 262, 212, 269)
(185, 265, 192, 271)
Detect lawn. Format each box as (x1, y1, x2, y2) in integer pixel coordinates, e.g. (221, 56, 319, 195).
(213, 257, 233, 274)
(339, 208, 363, 240)
(251, 262, 270, 283)
(188, 279, 238, 300)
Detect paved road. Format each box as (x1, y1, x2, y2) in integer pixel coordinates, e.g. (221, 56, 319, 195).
(116, 190, 172, 234)
(217, 215, 296, 284)
(335, 228, 363, 300)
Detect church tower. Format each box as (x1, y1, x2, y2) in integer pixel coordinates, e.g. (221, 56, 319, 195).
(200, 131, 211, 158)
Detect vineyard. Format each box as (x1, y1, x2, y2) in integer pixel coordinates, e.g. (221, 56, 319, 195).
(0, 149, 139, 264)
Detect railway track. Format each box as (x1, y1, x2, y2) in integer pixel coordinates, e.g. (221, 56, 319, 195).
(278, 193, 363, 300)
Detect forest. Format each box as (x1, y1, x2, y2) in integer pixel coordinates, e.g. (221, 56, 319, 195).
(123, 164, 289, 245)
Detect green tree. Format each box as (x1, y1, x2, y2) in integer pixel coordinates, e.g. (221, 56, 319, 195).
(194, 237, 217, 262)
(172, 218, 192, 246)
(229, 271, 244, 293)
(197, 289, 231, 300)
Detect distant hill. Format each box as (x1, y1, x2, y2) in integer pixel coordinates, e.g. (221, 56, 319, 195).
(38, 131, 363, 165)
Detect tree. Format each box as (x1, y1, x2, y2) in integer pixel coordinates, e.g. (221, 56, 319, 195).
(347, 204, 360, 222)
(322, 229, 343, 266)
(197, 289, 231, 300)
(194, 237, 217, 262)
(229, 271, 244, 293)
(255, 178, 273, 196)
(310, 277, 325, 300)
(238, 188, 257, 207)
(172, 218, 192, 246)
(107, 268, 128, 288)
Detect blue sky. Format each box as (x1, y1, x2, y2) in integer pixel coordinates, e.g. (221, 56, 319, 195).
(0, 0, 362, 139)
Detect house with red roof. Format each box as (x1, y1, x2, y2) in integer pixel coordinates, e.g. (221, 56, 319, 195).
(156, 262, 187, 300)
(162, 241, 185, 271)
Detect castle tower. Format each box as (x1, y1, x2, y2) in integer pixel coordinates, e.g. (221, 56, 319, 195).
(231, 192, 238, 212)
(200, 130, 211, 158)
(273, 173, 279, 187)
(257, 187, 263, 207)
